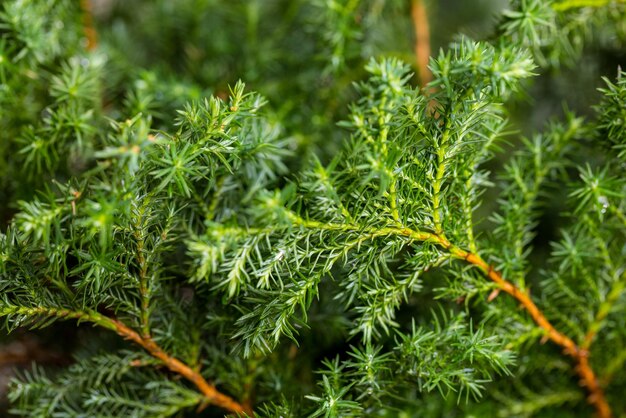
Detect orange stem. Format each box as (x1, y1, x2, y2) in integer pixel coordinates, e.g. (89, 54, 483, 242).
(410, 0, 432, 87)
(447, 244, 612, 418)
(288, 221, 612, 416)
(80, 0, 98, 51)
(109, 318, 252, 416)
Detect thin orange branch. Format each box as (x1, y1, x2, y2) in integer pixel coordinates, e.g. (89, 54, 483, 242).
(287, 219, 612, 416)
(183, 216, 612, 415)
(7, 307, 250, 414)
(410, 0, 432, 87)
(108, 318, 252, 416)
(445, 244, 612, 418)
(80, 0, 98, 51)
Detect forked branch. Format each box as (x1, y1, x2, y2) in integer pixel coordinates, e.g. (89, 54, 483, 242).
(285, 214, 613, 418)
(417, 230, 611, 418)
(449, 246, 612, 418)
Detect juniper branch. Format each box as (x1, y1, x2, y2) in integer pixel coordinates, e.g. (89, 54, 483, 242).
(0, 304, 250, 416)
(275, 212, 613, 417)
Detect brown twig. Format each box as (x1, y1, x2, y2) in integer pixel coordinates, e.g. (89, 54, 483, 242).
(446, 243, 612, 418)
(410, 0, 432, 87)
(277, 216, 612, 416)
(107, 318, 252, 416)
(80, 0, 98, 51)
(385, 226, 612, 416)
(287, 214, 613, 415)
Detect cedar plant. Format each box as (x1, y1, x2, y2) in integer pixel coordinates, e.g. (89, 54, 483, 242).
(0, 0, 625, 417)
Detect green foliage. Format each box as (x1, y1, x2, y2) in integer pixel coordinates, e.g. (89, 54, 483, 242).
(0, 0, 625, 417)
(499, 0, 626, 67)
(597, 70, 626, 159)
(9, 356, 204, 418)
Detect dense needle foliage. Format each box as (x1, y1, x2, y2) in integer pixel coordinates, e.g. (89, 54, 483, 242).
(0, 0, 625, 417)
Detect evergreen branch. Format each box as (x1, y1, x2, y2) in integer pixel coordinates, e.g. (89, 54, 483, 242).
(285, 210, 434, 243)
(609, 204, 626, 228)
(461, 173, 479, 253)
(582, 270, 626, 350)
(104, 318, 252, 416)
(444, 246, 612, 418)
(552, 0, 626, 11)
(0, 305, 115, 331)
(496, 389, 583, 416)
(0, 305, 250, 416)
(138, 258, 150, 338)
(388, 180, 401, 225)
(132, 197, 152, 338)
(374, 92, 400, 225)
(283, 202, 612, 416)
(282, 210, 614, 417)
(492, 115, 582, 284)
(602, 346, 626, 385)
(191, 188, 213, 220)
(206, 176, 226, 221)
(431, 146, 447, 235)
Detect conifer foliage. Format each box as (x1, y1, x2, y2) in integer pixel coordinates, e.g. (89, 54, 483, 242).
(0, 0, 625, 417)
